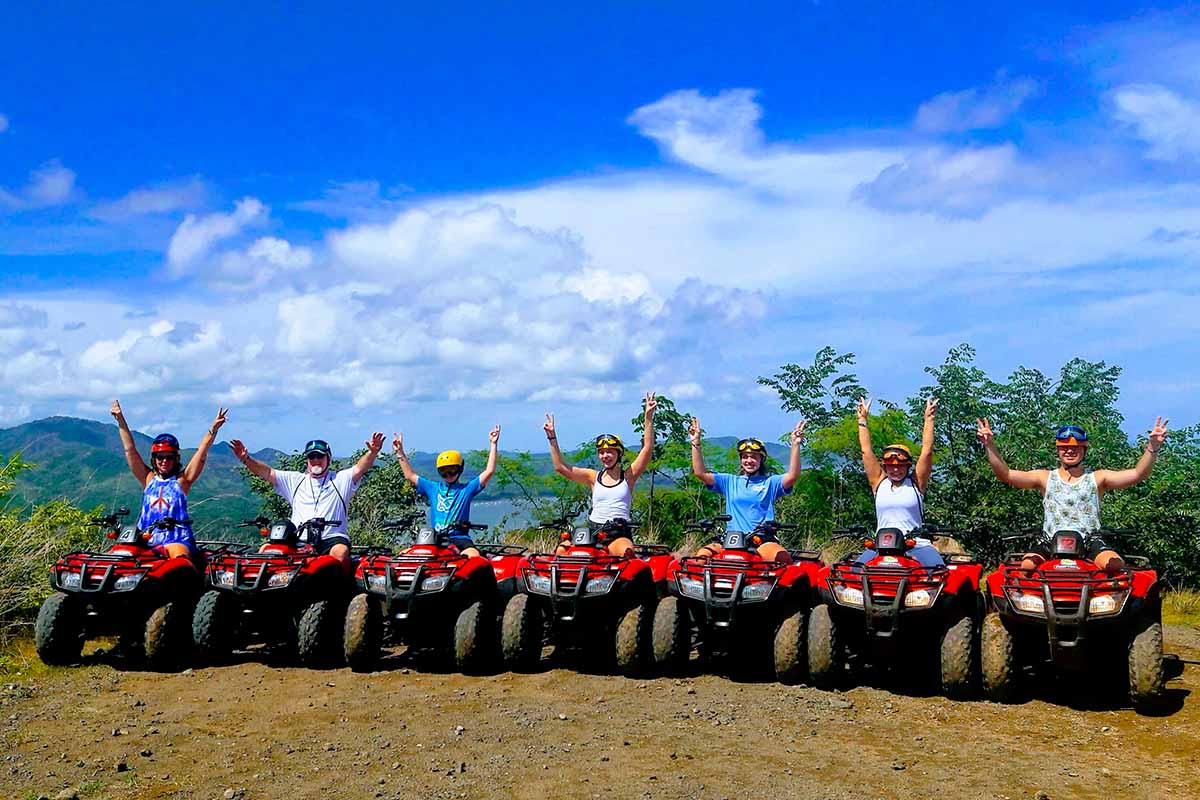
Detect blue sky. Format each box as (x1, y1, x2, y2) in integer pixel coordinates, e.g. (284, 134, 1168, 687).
(2, 3, 1199, 453)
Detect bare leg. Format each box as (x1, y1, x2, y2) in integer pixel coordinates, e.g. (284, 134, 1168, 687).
(1094, 549, 1125, 572)
(328, 543, 353, 575)
(459, 547, 482, 559)
(757, 541, 791, 563)
(607, 537, 634, 558)
(1020, 552, 1046, 571)
(695, 542, 724, 558)
(163, 543, 192, 559)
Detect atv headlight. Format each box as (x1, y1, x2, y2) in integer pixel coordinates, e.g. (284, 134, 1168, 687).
(832, 584, 864, 608)
(584, 575, 616, 595)
(677, 576, 705, 600)
(1088, 591, 1127, 616)
(741, 581, 774, 602)
(113, 573, 142, 592)
(1010, 592, 1045, 615)
(60, 571, 82, 589)
(213, 569, 236, 588)
(525, 573, 551, 594)
(904, 588, 934, 608)
(365, 572, 386, 592)
(267, 569, 296, 588)
(420, 574, 450, 592)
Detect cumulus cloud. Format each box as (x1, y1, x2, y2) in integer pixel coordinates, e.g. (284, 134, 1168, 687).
(166, 197, 267, 271)
(0, 160, 78, 212)
(914, 75, 1038, 133)
(853, 143, 1022, 217)
(88, 177, 208, 222)
(1111, 83, 1200, 162)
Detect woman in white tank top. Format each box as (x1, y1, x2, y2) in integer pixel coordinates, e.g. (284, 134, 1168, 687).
(543, 392, 657, 557)
(855, 396, 943, 568)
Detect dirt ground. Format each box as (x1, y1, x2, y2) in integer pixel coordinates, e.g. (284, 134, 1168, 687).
(2, 627, 1198, 800)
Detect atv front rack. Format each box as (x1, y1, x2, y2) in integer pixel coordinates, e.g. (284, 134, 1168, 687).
(1000, 567, 1137, 659)
(520, 553, 628, 621)
(358, 551, 465, 617)
(674, 556, 787, 627)
(207, 552, 314, 592)
(54, 552, 158, 593)
(826, 563, 950, 637)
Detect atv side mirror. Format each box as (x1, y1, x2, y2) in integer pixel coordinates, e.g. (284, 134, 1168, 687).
(260, 528, 269, 537)
(106, 531, 116, 539)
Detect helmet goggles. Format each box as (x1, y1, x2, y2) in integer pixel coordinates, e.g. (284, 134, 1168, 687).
(1055, 425, 1088, 448)
(304, 439, 332, 458)
(595, 434, 625, 451)
(736, 438, 766, 454)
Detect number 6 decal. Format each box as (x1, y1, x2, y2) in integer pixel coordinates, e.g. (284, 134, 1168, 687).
(726, 533, 741, 548)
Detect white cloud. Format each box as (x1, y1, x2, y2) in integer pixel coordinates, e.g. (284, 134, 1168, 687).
(88, 178, 208, 221)
(854, 143, 1022, 217)
(914, 75, 1038, 133)
(1111, 83, 1200, 162)
(0, 160, 78, 212)
(166, 196, 267, 271)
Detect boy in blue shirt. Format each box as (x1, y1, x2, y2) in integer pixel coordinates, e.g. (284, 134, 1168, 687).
(688, 416, 807, 563)
(392, 425, 500, 557)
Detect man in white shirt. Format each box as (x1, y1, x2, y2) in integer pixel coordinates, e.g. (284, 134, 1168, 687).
(231, 433, 384, 567)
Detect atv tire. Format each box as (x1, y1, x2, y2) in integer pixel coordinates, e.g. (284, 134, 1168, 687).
(34, 592, 84, 666)
(940, 614, 979, 699)
(806, 604, 842, 689)
(651, 596, 690, 676)
(192, 590, 236, 664)
(144, 601, 192, 671)
(616, 600, 655, 677)
(297, 599, 344, 669)
(1128, 617, 1166, 714)
(455, 599, 494, 674)
(500, 593, 543, 672)
(981, 612, 1019, 703)
(774, 607, 808, 685)
(343, 593, 382, 673)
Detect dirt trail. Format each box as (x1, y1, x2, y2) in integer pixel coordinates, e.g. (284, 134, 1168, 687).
(2, 628, 1199, 800)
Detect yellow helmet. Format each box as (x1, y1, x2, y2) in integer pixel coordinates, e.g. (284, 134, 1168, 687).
(436, 450, 465, 470)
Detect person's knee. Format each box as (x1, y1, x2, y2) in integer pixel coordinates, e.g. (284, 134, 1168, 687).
(164, 543, 191, 559)
(608, 537, 634, 558)
(1097, 550, 1124, 571)
(328, 543, 351, 563)
(1020, 552, 1044, 571)
(461, 547, 482, 559)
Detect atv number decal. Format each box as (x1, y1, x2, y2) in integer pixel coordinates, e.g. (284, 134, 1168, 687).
(574, 530, 589, 544)
(726, 533, 742, 548)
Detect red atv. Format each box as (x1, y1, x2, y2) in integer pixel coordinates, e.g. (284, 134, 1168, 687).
(35, 509, 209, 670)
(343, 517, 526, 673)
(501, 518, 672, 676)
(653, 517, 824, 683)
(807, 525, 983, 698)
(191, 516, 359, 668)
(981, 528, 1166, 713)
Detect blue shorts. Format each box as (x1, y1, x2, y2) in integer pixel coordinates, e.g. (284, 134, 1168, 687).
(856, 544, 944, 568)
(149, 525, 197, 553)
(448, 535, 475, 552)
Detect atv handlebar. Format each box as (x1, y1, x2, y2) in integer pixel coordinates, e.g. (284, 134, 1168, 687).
(684, 515, 732, 533)
(89, 507, 131, 527)
(237, 516, 272, 528)
(379, 512, 424, 531)
(437, 521, 488, 534)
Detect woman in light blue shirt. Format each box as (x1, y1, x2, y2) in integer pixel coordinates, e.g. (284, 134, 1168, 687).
(687, 416, 807, 563)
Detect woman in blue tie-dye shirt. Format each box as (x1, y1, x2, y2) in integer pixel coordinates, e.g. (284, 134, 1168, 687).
(111, 399, 227, 558)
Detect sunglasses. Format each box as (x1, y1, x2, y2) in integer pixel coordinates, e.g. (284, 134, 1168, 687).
(595, 435, 624, 450)
(736, 439, 765, 454)
(438, 466, 462, 478)
(881, 455, 911, 465)
(152, 453, 178, 461)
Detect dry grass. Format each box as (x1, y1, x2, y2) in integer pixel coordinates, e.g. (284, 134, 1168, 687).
(1164, 589, 1200, 628)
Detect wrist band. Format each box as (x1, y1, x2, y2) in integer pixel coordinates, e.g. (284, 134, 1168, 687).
(547, 436, 556, 441)
(858, 421, 868, 427)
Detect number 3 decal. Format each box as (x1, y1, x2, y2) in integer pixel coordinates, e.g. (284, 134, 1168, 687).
(575, 530, 588, 544)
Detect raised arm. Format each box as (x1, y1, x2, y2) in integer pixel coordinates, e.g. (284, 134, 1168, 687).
(181, 406, 228, 491)
(230, 438, 275, 483)
(543, 414, 595, 486)
(110, 400, 150, 486)
(1096, 417, 1168, 495)
(689, 417, 715, 487)
(856, 397, 882, 489)
(352, 432, 385, 482)
(391, 432, 421, 487)
(627, 392, 657, 482)
(478, 425, 501, 488)
(781, 419, 807, 490)
(975, 417, 1047, 491)
(914, 397, 937, 494)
